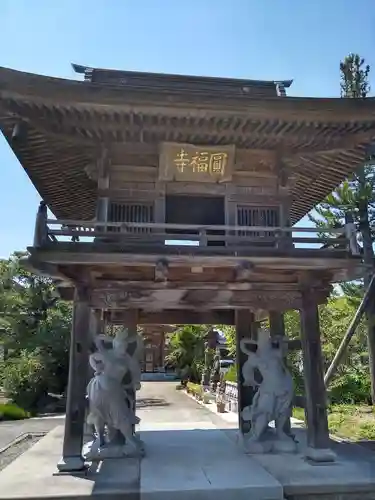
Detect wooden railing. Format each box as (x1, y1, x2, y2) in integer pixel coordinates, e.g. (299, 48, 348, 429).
(32, 203, 360, 256)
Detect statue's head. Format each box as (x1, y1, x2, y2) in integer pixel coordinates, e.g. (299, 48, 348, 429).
(113, 329, 128, 354)
(257, 328, 272, 351)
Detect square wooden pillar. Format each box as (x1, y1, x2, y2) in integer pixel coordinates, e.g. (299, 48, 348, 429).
(111, 309, 139, 445)
(300, 290, 336, 462)
(124, 309, 139, 427)
(269, 311, 285, 337)
(235, 310, 257, 435)
(269, 310, 292, 436)
(57, 286, 91, 472)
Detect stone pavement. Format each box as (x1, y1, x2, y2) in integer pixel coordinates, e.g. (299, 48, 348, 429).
(0, 381, 283, 500)
(137, 382, 282, 499)
(2, 382, 375, 499)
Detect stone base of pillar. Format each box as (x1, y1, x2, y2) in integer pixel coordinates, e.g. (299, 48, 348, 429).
(57, 455, 86, 472)
(305, 447, 337, 463)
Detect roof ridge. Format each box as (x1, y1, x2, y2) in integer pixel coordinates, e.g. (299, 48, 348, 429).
(71, 63, 293, 89)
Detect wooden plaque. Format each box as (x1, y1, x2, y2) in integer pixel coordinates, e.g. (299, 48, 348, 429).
(159, 142, 235, 183)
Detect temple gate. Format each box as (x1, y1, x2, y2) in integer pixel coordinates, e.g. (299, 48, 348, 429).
(0, 63, 373, 469)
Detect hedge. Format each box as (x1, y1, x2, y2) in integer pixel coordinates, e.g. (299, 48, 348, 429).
(0, 403, 30, 421)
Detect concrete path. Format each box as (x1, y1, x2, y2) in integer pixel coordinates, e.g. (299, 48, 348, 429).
(3, 382, 375, 499)
(0, 381, 284, 500)
(0, 381, 218, 451)
(0, 416, 64, 450)
(136, 381, 226, 426)
(136, 382, 282, 500)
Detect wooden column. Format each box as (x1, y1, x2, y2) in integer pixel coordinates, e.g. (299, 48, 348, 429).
(112, 309, 139, 445)
(154, 182, 166, 245)
(269, 311, 293, 436)
(154, 182, 166, 223)
(300, 289, 336, 462)
(235, 310, 257, 435)
(269, 311, 285, 336)
(33, 201, 48, 247)
(57, 286, 91, 472)
(125, 310, 139, 433)
(160, 331, 165, 370)
(96, 148, 110, 229)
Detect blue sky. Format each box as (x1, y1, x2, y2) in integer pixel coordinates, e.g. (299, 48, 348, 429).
(0, 0, 374, 257)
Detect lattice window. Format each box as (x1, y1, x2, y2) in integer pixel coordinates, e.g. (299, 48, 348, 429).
(108, 202, 154, 233)
(237, 206, 279, 237)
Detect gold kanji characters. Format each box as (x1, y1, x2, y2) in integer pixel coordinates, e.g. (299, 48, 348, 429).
(172, 148, 228, 176)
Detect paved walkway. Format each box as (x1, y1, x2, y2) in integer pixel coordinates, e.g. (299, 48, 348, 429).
(0, 381, 222, 451)
(0, 415, 64, 450)
(136, 381, 232, 427)
(2, 382, 375, 499)
(0, 381, 282, 500)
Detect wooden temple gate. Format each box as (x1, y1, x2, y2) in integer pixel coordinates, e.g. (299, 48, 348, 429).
(0, 63, 374, 470)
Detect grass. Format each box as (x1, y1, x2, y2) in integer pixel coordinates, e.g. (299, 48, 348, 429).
(292, 404, 375, 441)
(292, 406, 305, 422)
(0, 403, 30, 421)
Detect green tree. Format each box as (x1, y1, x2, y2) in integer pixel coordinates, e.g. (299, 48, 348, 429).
(284, 302, 370, 403)
(309, 53, 375, 402)
(309, 54, 373, 286)
(0, 253, 71, 410)
(219, 324, 236, 356)
(165, 325, 208, 383)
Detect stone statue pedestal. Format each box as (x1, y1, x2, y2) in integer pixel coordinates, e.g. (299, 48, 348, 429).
(242, 427, 297, 455)
(305, 446, 337, 463)
(83, 440, 144, 461)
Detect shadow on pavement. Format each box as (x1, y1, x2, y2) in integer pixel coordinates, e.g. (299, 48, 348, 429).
(136, 398, 170, 408)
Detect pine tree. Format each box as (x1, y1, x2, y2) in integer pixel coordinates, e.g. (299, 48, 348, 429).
(309, 53, 375, 402)
(309, 53, 374, 287)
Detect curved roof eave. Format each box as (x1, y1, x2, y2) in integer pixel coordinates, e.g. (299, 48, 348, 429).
(0, 66, 374, 122)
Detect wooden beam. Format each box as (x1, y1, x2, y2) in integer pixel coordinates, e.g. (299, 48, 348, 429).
(113, 309, 235, 325)
(94, 281, 300, 291)
(29, 247, 359, 269)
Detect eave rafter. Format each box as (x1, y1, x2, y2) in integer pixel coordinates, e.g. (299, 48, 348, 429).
(1, 96, 375, 155)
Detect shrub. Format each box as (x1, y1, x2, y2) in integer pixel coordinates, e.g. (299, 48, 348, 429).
(329, 372, 372, 405)
(0, 403, 30, 421)
(187, 382, 203, 399)
(2, 350, 48, 411)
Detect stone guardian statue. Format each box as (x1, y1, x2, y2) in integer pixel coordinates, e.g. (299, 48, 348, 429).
(85, 328, 144, 459)
(240, 328, 296, 454)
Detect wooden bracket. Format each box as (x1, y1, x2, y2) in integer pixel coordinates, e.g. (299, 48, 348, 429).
(155, 258, 169, 282)
(286, 338, 302, 351)
(234, 261, 254, 282)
